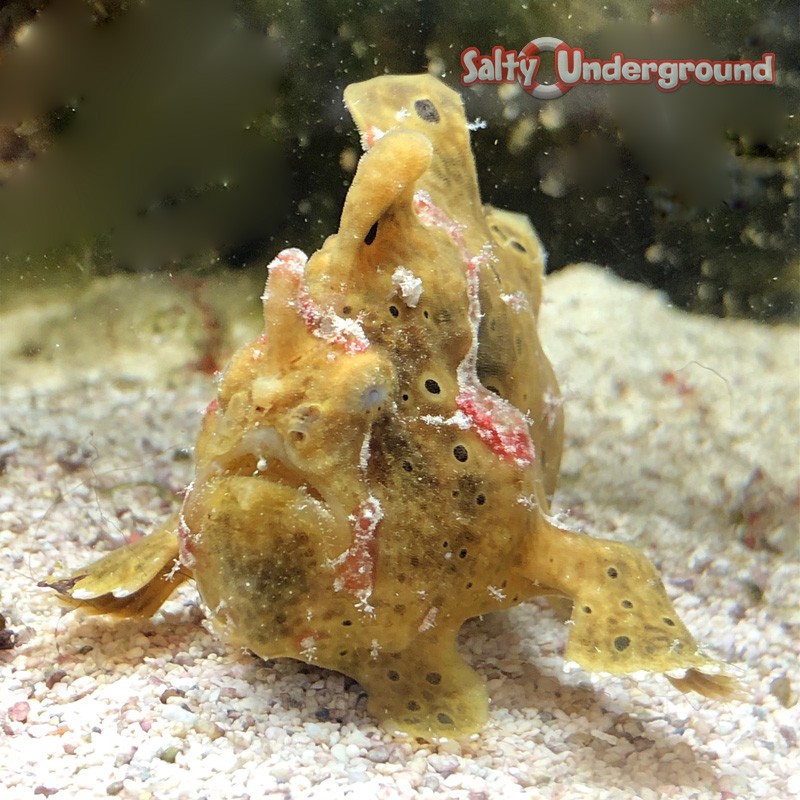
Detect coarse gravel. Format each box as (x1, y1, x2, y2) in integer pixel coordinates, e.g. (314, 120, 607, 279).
(1, 264, 797, 800)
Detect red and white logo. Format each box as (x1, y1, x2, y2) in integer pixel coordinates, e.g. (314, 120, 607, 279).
(461, 38, 776, 99)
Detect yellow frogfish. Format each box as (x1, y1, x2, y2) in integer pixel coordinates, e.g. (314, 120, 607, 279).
(42, 74, 738, 739)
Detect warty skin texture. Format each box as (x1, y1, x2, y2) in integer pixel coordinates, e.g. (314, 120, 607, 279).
(43, 75, 738, 740)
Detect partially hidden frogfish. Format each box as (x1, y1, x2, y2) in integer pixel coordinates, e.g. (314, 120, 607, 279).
(42, 74, 739, 739)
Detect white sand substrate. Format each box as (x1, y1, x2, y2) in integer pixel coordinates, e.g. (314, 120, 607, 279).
(0, 264, 798, 800)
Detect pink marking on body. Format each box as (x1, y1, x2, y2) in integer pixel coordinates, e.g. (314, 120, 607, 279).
(204, 398, 219, 415)
(295, 290, 323, 333)
(457, 386, 535, 465)
(361, 125, 386, 149)
(335, 497, 383, 599)
(413, 190, 469, 257)
(414, 190, 534, 466)
(413, 190, 490, 332)
(266, 248, 368, 354)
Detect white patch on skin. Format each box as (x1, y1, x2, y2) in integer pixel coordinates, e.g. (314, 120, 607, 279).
(488, 585, 507, 602)
(395, 107, 410, 121)
(266, 247, 307, 284)
(300, 636, 318, 661)
(370, 639, 381, 659)
(418, 607, 438, 633)
(419, 411, 471, 429)
(262, 249, 301, 302)
(467, 117, 487, 131)
(517, 494, 537, 511)
(316, 308, 370, 351)
(355, 590, 375, 617)
(359, 431, 372, 474)
(542, 386, 563, 431)
(165, 559, 182, 581)
(500, 291, 529, 313)
(391, 266, 424, 307)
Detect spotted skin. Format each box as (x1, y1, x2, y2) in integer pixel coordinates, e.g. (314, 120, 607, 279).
(42, 75, 738, 739)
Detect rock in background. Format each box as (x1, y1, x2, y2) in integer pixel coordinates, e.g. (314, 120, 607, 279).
(0, 0, 797, 319)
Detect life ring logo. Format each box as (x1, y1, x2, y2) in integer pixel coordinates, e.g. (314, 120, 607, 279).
(460, 41, 776, 98)
(517, 37, 571, 99)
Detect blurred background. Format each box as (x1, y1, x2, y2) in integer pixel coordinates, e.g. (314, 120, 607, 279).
(0, 0, 797, 319)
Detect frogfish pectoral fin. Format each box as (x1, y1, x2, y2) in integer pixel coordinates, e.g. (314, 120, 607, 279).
(666, 668, 745, 700)
(354, 630, 488, 741)
(526, 515, 742, 700)
(39, 515, 189, 618)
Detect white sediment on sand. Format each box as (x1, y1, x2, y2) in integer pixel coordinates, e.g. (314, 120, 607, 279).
(0, 264, 798, 799)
